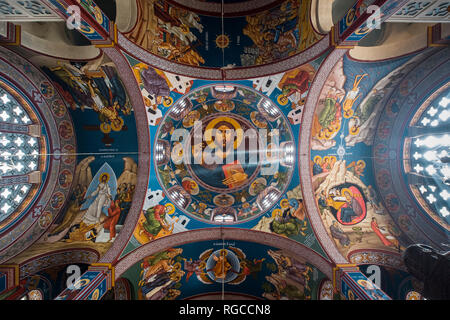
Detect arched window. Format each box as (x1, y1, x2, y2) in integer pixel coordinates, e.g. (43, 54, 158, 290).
(404, 87, 450, 228)
(0, 82, 46, 229)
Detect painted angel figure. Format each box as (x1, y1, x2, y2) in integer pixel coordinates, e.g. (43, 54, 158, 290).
(82, 173, 112, 225)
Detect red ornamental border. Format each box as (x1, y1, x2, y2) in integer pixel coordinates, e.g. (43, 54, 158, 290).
(298, 47, 349, 265)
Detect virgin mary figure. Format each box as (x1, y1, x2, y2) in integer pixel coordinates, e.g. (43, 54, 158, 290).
(82, 173, 112, 225)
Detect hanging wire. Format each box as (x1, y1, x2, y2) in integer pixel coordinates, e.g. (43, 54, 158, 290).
(220, 0, 225, 301)
(221, 0, 225, 73)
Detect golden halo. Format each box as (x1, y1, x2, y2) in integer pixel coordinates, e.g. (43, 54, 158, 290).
(100, 122, 111, 134)
(79, 24, 95, 35)
(357, 160, 366, 168)
(93, 7, 103, 24)
(357, 279, 374, 289)
(91, 289, 100, 300)
(173, 262, 182, 270)
(111, 117, 124, 131)
(313, 155, 322, 164)
(350, 125, 360, 135)
(348, 290, 355, 300)
(341, 188, 353, 198)
(74, 278, 90, 289)
(354, 26, 370, 35)
(165, 203, 175, 215)
(204, 116, 243, 149)
(277, 95, 289, 106)
(344, 109, 354, 118)
(163, 96, 173, 107)
(272, 208, 282, 218)
(99, 173, 110, 182)
(346, 8, 356, 26)
(280, 199, 289, 208)
(181, 25, 190, 34)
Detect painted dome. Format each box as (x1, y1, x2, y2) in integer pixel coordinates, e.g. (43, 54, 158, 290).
(123, 0, 323, 68)
(154, 84, 295, 224)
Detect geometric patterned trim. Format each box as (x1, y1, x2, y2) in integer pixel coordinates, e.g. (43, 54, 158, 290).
(348, 249, 406, 271)
(372, 47, 450, 250)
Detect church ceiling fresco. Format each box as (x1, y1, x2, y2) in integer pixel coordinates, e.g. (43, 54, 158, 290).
(310, 51, 431, 260)
(120, 240, 328, 300)
(154, 84, 296, 224)
(120, 49, 330, 259)
(0, 0, 447, 301)
(125, 0, 323, 68)
(0, 80, 49, 229)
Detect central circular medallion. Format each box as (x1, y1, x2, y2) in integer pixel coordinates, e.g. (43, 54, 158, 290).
(154, 84, 295, 224)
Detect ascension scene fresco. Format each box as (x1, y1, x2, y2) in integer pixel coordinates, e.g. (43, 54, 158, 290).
(120, 240, 329, 300)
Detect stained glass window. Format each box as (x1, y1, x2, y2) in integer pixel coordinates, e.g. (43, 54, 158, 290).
(0, 83, 43, 225)
(0, 87, 32, 125)
(408, 89, 450, 226)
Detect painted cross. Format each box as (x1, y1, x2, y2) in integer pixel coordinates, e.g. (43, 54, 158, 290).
(30, 204, 42, 218)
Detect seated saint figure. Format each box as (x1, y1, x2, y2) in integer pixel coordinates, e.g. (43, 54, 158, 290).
(211, 250, 232, 280)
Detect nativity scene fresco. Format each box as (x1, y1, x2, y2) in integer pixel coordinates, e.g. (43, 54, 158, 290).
(125, 0, 323, 67)
(310, 53, 427, 259)
(120, 240, 328, 300)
